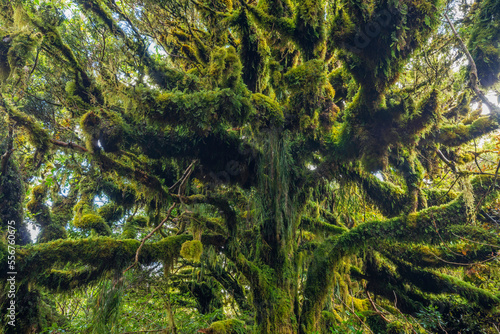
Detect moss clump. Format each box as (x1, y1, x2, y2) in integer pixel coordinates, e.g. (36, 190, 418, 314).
(121, 221, 136, 239)
(76, 214, 105, 228)
(97, 202, 123, 223)
(121, 215, 147, 240)
(80, 109, 125, 152)
(284, 59, 338, 133)
(251, 93, 284, 128)
(386, 321, 412, 334)
(203, 319, 246, 334)
(129, 215, 148, 228)
(1, 29, 42, 82)
(180, 240, 203, 262)
(74, 214, 111, 236)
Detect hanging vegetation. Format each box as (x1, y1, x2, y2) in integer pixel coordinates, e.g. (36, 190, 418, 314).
(1, 0, 500, 333)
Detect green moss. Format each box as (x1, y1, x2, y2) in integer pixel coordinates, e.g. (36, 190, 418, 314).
(0, 140, 30, 245)
(231, 9, 270, 92)
(121, 220, 136, 239)
(97, 202, 123, 223)
(12, 235, 192, 285)
(1, 96, 50, 153)
(438, 116, 498, 147)
(205, 319, 246, 334)
(387, 321, 412, 334)
(129, 215, 148, 227)
(180, 240, 203, 262)
(74, 214, 111, 236)
(4, 29, 42, 81)
(149, 88, 252, 133)
(284, 59, 338, 134)
(251, 93, 284, 128)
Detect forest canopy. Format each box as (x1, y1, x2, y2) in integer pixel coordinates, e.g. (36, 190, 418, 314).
(1, 0, 500, 333)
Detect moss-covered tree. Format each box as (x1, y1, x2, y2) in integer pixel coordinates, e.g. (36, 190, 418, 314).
(1, 0, 500, 332)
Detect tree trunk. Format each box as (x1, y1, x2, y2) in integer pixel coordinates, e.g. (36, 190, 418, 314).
(253, 287, 297, 334)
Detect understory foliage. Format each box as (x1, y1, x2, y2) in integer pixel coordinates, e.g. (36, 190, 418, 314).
(1, 0, 500, 333)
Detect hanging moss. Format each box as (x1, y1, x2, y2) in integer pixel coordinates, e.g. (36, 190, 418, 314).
(293, 0, 326, 60)
(401, 89, 440, 144)
(180, 240, 203, 262)
(284, 59, 338, 134)
(121, 217, 137, 239)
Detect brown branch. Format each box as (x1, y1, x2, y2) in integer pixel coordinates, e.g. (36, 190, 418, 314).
(365, 288, 389, 323)
(169, 160, 196, 191)
(50, 139, 88, 152)
(123, 202, 177, 274)
(436, 149, 457, 172)
(444, 13, 500, 115)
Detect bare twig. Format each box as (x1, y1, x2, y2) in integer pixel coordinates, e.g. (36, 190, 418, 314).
(365, 288, 390, 323)
(123, 202, 177, 274)
(169, 160, 196, 191)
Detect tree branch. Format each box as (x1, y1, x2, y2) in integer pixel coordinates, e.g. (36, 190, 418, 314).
(444, 13, 500, 116)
